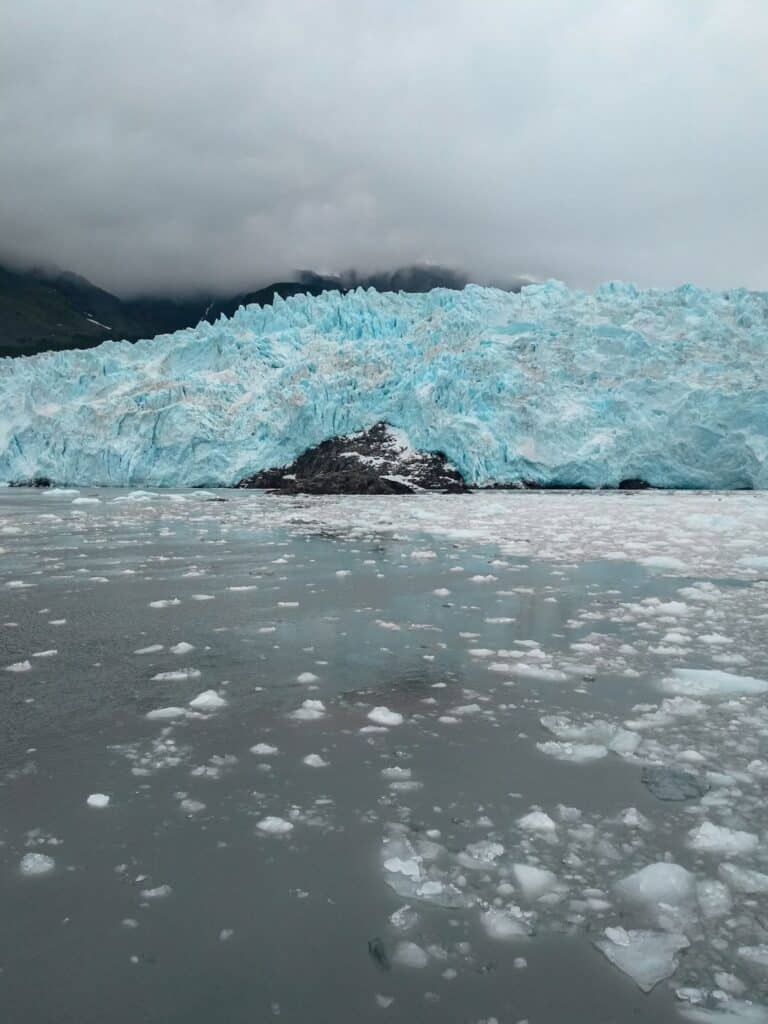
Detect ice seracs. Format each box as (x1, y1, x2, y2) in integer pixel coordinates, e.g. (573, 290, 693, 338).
(2, 282, 766, 489)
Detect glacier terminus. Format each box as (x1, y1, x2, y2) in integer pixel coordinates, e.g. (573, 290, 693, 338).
(1, 281, 767, 489)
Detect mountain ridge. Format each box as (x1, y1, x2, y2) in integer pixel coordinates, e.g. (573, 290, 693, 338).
(0, 262, 525, 359)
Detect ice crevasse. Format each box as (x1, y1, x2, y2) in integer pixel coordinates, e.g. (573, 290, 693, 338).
(0, 281, 766, 488)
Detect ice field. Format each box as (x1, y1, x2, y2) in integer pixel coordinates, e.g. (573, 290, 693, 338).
(2, 488, 768, 1022)
(1, 282, 767, 489)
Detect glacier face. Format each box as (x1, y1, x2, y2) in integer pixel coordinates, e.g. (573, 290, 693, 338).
(0, 281, 766, 488)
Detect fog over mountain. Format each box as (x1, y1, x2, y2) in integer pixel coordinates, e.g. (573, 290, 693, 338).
(2, 1, 767, 296)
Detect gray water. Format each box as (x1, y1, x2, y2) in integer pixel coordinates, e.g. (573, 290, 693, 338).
(1, 489, 766, 1024)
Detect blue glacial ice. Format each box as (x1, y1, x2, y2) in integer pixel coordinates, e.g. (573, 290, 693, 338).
(0, 281, 766, 488)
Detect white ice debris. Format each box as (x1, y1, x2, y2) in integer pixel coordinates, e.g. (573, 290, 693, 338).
(146, 706, 186, 720)
(20, 852, 55, 876)
(660, 669, 768, 699)
(140, 884, 172, 900)
(719, 864, 768, 894)
(512, 864, 559, 902)
(86, 793, 110, 809)
(687, 822, 758, 857)
(256, 817, 294, 835)
(250, 743, 279, 756)
(188, 690, 227, 712)
(517, 810, 557, 834)
(289, 699, 326, 721)
(392, 941, 429, 968)
(297, 672, 319, 684)
(367, 706, 404, 727)
(152, 668, 201, 681)
(302, 753, 328, 768)
(595, 927, 689, 992)
(480, 908, 529, 940)
(614, 863, 695, 926)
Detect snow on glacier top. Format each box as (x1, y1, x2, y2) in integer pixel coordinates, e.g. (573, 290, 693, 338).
(0, 281, 766, 488)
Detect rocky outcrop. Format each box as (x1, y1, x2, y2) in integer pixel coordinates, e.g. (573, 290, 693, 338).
(237, 423, 469, 495)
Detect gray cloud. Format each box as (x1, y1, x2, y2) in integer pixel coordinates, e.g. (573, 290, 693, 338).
(2, 0, 766, 295)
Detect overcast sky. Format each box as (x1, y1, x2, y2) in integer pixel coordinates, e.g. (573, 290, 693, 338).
(2, 0, 767, 296)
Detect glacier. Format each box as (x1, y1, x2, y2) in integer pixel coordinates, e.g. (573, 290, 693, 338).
(0, 280, 766, 488)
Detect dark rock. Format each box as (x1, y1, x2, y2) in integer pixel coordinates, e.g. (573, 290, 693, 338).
(237, 422, 469, 495)
(641, 765, 709, 801)
(619, 478, 652, 490)
(367, 937, 391, 971)
(9, 476, 52, 488)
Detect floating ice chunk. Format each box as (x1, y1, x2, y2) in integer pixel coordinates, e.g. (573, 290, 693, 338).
(463, 840, 505, 865)
(20, 852, 55, 876)
(152, 668, 201, 681)
(188, 689, 227, 712)
(86, 793, 110, 809)
(149, 598, 181, 608)
(678, 749, 707, 764)
(384, 857, 422, 881)
(641, 556, 687, 571)
(695, 878, 731, 921)
(517, 810, 557, 834)
(512, 864, 559, 901)
(302, 753, 328, 768)
(392, 941, 429, 968)
(146, 706, 186, 720)
(135, 644, 164, 654)
(719, 864, 768, 894)
(257, 816, 294, 835)
(537, 740, 608, 762)
(5, 660, 31, 672)
(660, 669, 768, 699)
(738, 946, 768, 971)
(417, 880, 444, 898)
(688, 822, 758, 857)
(614, 863, 695, 926)
(251, 743, 278, 756)
(390, 904, 418, 930)
(170, 642, 195, 655)
(140, 884, 172, 899)
(508, 664, 568, 683)
(290, 699, 326, 721)
(642, 765, 709, 801)
(297, 672, 319, 684)
(480, 908, 529, 941)
(368, 707, 404, 727)
(179, 798, 206, 814)
(595, 927, 689, 992)
(608, 730, 642, 755)
(680, 1001, 768, 1023)
(32, 649, 57, 658)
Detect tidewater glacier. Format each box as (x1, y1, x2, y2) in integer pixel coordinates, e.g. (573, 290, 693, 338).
(0, 281, 766, 488)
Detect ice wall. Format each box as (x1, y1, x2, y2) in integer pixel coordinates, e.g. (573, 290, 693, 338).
(0, 281, 766, 488)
